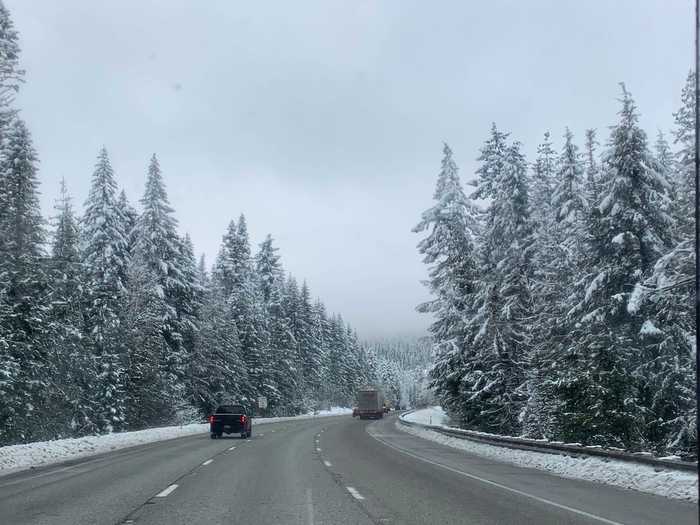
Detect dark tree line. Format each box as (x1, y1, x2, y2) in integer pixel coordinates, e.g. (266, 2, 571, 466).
(417, 80, 696, 458)
(0, 3, 374, 446)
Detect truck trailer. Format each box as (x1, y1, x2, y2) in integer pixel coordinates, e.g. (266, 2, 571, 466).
(356, 387, 385, 419)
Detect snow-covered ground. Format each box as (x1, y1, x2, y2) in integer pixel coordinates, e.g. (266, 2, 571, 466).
(0, 407, 351, 477)
(399, 408, 698, 502)
(402, 406, 449, 426)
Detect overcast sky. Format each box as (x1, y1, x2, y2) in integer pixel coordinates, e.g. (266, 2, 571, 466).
(7, 1, 693, 339)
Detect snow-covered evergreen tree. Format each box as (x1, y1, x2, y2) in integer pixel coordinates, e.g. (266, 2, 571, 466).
(413, 143, 481, 423)
(264, 276, 298, 414)
(671, 71, 695, 239)
(584, 128, 600, 203)
(557, 86, 673, 448)
(255, 234, 283, 303)
(118, 189, 138, 255)
(46, 179, 97, 437)
(131, 154, 190, 413)
(81, 147, 129, 432)
(213, 214, 263, 403)
(530, 131, 556, 227)
(298, 281, 323, 400)
(0, 116, 47, 444)
(468, 130, 533, 433)
(524, 128, 587, 438)
(0, 1, 22, 109)
(616, 79, 697, 456)
(123, 259, 171, 429)
(176, 233, 202, 368)
(188, 255, 247, 415)
(312, 299, 332, 404)
(552, 128, 587, 231)
(253, 236, 297, 414)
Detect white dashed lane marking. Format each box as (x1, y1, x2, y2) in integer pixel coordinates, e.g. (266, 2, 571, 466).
(306, 488, 315, 525)
(202, 459, 213, 466)
(346, 487, 365, 500)
(228, 446, 236, 451)
(323, 460, 332, 467)
(155, 484, 178, 498)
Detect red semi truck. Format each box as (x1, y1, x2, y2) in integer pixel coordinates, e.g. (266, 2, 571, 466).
(355, 387, 385, 419)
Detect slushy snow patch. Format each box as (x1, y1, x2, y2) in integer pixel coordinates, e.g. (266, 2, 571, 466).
(399, 411, 697, 502)
(0, 408, 351, 476)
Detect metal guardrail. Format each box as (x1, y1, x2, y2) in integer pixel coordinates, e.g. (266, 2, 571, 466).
(398, 412, 698, 473)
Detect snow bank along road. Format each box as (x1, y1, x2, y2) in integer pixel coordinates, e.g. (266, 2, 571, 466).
(0, 409, 351, 476)
(0, 415, 696, 525)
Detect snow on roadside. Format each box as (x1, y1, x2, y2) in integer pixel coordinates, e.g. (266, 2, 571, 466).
(402, 406, 449, 426)
(398, 417, 698, 502)
(0, 407, 351, 477)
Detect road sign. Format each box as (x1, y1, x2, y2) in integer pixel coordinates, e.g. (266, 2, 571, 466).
(257, 396, 268, 410)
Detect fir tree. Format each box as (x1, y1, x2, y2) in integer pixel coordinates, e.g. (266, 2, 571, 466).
(466, 127, 534, 434)
(530, 131, 556, 227)
(0, 0, 23, 108)
(265, 277, 298, 414)
(118, 189, 138, 255)
(672, 71, 695, 239)
(524, 129, 586, 438)
(413, 143, 481, 423)
(81, 147, 129, 432)
(0, 116, 46, 443)
(255, 234, 283, 303)
(584, 128, 600, 203)
(46, 179, 97, 437)
(558, 85, 673, 447)
(213, 214, 262, 403)
(123, 260, 171, 428)
(298, 281, 322, 400)
(131, 154, 190, 413)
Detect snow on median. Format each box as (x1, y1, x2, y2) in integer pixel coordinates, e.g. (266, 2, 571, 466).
(0, 407, 351, 476)
(399, 408, 698, 502)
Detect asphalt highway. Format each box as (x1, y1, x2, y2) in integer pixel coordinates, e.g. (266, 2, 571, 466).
(0, 414, 696, 524)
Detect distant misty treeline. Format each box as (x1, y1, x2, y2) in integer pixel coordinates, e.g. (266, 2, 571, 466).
(365, 337, 435, 408)
(416, 79, 696, 457)
(0, 3, 377, 446)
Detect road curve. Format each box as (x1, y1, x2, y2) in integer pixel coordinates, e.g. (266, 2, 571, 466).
(0, 414, 696, 524)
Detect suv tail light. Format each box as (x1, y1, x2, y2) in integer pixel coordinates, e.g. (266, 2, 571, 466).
(240, 415, 246, 424)
(209, 415, 215, 423)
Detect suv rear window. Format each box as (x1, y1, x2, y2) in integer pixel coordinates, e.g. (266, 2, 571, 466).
(215, 405, 245, 414)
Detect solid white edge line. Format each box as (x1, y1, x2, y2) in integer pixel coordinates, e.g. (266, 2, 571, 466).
(368, 428, 625, 525)
(155, 484, 178, 498)
(201, 459, 213, 466)
(346, 486, 365, 500)
(323, 460, 332, 467)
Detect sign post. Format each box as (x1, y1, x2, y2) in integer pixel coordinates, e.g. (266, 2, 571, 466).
(257, 396, 268, 417)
